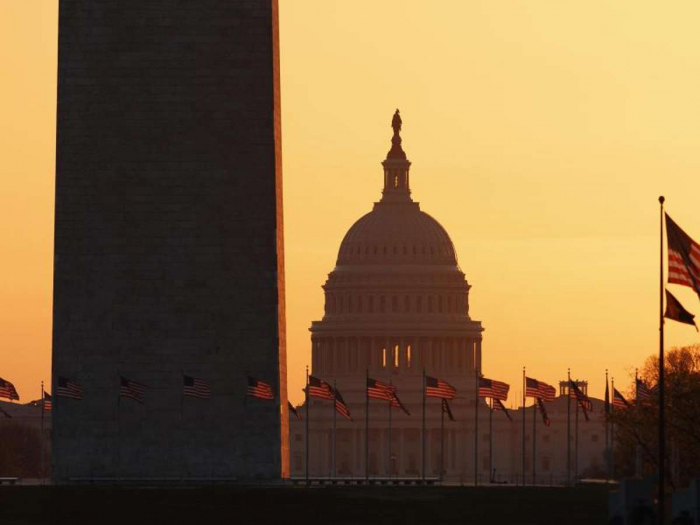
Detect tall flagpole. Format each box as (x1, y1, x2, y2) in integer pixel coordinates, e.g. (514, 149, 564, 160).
(40, 380, 45, 483)
(611, 377, 616, 480)
(365, 368, 369, 482)
(474, 365, 479, 486)
(422, 367, 426, 482)
(333, 380, 337, 478)
(440, 399, 445, 482)
(305, 366, 309, 485)
(522, 367, 526, 486)
(489, 397, 493, 483)
(567, 368, 571, 486)
(533, 395, 537, 486)
(635, 368, 642, 478)
(605, 369, 610, 483)
(420, 367, 425, 481)
(659, 195, 666, 524)
(388, 378, 393, 478)
(575, 398, 579, 482)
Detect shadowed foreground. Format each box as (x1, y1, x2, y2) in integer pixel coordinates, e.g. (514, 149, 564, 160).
(1, 485, 608, 525)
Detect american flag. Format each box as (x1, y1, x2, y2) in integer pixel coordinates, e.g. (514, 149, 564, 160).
(666, 214, 700, 298)
(183, 375, 211, 400)
(442, 399, 455, 421)
(307, 375, 334, 400)
(288, 401, 302, 420)
(56, 377, 83, 400)
(425, 376, 456, 399)
(0, 377, 19, 401)
(120, 376, 146, 404)
(536, 398, 551, 427)
(391, 391, 411, 416)
(492, 398, 513, 421)
(613, 388, 629, 409)
(43, 391, 52, 411)
(333, 387, 352, 421)
(367, 377, 395, 401)
(525, 377, 555, 402)
(247, 376, 274, 400)
(478, 377, 509, 401)
(569, 380, 591, 420)
(636, 378, 652, 403)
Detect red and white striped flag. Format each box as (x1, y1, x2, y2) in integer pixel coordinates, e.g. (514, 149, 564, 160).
(56, 377, 83, 400)
(333, 387, 352, 421)
(183, 375, 211, 400)
(307, 376, 334, 400)
(120, 376, 147, 404)
(367, 378, 395, 401)
(0, 377, 19, 401)
(247, 376, 274, 400)
(426, 376, 456, 399)
(613, 388, 629, 409)
(492, 398, 513, 421)
(43, 391, 52, 411)
(525, 377, 556, 402)
(478, 377, 509, 401)
(666, 214, 700, 298)
(390, 391, 410, 416)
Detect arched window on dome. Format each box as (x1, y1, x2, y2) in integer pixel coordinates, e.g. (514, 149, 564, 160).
(393, 174, 399, 188)
(406, 344, 412, 368)
(382, 347, 387, 368)
(393, 345, 399, 368)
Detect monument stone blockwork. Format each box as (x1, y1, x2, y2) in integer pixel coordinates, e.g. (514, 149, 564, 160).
(52, 0, 288, 481)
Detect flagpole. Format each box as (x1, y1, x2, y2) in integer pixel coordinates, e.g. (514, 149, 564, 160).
(489, 397, 493, 483)
(611, 377, 616, 480)
(474, 364, 479, 486)
(533, 395, 537, 486)
(635, 368, 642, 478)
(567, 368, 571, 487)
(575, 397, 579, 482)
(366, 367, 369, 482)
(440, 399, 445, 483)
(333, 380, 337, 479)
(388, 378, 392, 478)
(305, 366, 309, 485)
(422, 367, 426, 483)
(659, 195, 666, 525)
(40, 380, 45, 483)
(522, 367, 526, 486)
(605, 369, 610, 483)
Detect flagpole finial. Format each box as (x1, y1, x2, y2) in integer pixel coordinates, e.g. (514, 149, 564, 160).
(659, 196, 665, 205)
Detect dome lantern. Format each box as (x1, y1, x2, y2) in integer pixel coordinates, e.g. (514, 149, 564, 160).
(381, 109, 412, 203)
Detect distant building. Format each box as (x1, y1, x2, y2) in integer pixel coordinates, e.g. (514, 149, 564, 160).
(289, 114, 607, 483)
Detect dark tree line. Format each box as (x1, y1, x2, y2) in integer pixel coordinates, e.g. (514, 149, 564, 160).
(611, 344, 700, 488)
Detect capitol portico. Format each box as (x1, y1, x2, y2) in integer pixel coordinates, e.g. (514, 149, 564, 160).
(289, 112, 607, 483)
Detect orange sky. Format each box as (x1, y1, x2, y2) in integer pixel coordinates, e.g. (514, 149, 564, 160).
(2, 1, 699, 407)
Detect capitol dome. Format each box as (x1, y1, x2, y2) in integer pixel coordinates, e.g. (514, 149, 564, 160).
(337, 204, 458, 267)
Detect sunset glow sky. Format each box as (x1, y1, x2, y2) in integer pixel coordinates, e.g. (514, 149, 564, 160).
(2, 1, 700, 407)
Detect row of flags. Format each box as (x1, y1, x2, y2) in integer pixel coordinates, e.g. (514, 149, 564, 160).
(0, 375, 279, 405)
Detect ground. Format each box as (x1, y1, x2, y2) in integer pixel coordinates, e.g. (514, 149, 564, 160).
(0, 485, 609, 525)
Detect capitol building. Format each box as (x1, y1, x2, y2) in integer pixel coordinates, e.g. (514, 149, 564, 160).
(289, 112, 608, 483)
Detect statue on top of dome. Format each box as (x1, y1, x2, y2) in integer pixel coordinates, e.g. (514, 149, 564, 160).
(392, 109, 402, 135)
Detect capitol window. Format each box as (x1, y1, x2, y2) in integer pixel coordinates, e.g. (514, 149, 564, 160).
(382, 347, 387, 368)
(406, 345, 412, 368)
(393, 345, 399, 368)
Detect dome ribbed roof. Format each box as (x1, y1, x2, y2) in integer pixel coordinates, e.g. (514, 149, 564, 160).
(336, 202, 458, 266)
